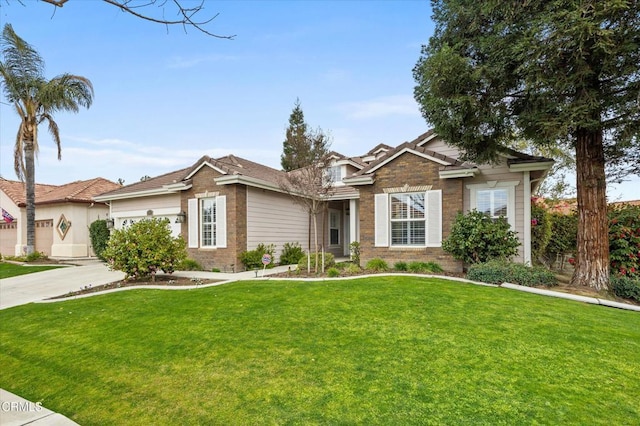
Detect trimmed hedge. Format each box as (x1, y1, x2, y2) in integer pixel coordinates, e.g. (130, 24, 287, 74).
(468, 260, 557, 287)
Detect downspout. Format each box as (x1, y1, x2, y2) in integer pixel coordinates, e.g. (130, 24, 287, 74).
(523, 171, 532, 266)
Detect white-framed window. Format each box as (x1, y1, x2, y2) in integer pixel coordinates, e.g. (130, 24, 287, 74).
(467, 181, 518, 229)
(188, 196, 227, 249)
(200, 198, 217, 247)
(477, 189, 508, 219)
(375, 190, 442, 248)
(329, 209, 340, 246)
(327, 166, 343, 183)
(390, 193, 426, 246)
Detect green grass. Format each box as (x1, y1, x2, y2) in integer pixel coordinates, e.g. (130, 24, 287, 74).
(1, 276, 638, 425)
(0, 262, 64, 278)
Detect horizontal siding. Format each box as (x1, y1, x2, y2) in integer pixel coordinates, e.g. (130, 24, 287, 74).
(421, 138, 461, 159)
(111, 194, 181, 213)
(246, 188, 309, 262)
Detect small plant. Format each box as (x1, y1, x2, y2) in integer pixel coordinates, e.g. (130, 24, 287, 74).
(350, 241, 361, 266)
(177, 258, 202, 271)
(443, 210, 520, 264)
(326, 267, 340, 277)
(280, 242, 305, 265)
(297, 252, 335, 272)
(240, 243, 276, 270)
(610, 275, 640, 302)
(467, 260, 557, 287)
(211, 267, 221, 273)
(365, 258, 389, 272)
(407, 261, 444, 274)
(394, 261, 408, 271)
(89, 219, 110, 261)
(345, 263, 362, 275)
(25, 251, 47, 262)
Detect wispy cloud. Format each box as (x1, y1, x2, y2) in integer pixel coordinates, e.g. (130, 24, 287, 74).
(337, 95, 421, 120)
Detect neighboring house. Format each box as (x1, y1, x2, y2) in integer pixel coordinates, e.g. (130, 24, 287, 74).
(93, 130, 553, 272)
(0, 177, 120, 257)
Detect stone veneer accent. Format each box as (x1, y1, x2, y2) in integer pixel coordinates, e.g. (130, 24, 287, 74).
(179, 165, 247, 272)
(357, 152, 464, 273)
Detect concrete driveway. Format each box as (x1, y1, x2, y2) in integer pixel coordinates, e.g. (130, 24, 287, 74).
(0, 261, 125, 310)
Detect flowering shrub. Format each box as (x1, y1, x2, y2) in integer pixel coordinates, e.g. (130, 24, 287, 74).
(103, 218, 187, 281)
(443, 210, 520, 264)
(609, 204, 640, 277)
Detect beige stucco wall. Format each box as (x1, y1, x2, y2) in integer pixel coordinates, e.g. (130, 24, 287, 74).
(109, 193, 182, 237)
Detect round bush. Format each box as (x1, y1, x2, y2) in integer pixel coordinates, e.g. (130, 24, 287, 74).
(365, 258, 389, 272)
(89, 219, 110, 261)
(443, 210, 520, 264)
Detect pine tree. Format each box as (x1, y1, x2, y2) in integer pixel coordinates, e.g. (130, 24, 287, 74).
(281, 98, 311, 171)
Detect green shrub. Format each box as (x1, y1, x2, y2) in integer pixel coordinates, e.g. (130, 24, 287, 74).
(25, 251, 47, 262)
(298, 252, 335, 272)
(394, 261, 408, 271)
(467, 260, 557, 287)
(240, 243, 276, 270)
(89, 219, 110, 261)
(610, 275, 640, 302)
(350, 241, 361, 266)
(443, 210, 520, 264)
(609, 204, 640, 277)
(326, 267, 340, 277)
(280, 242, 305, 265)
(102, 218, 187, 281)
(531, 201, 552, 262)
(543, 212, 578, 266)
(177, 258, 202, 271)
(407, 261, 444, 274)
(345, 263, 362, 275)
(366, 258, 389, 272)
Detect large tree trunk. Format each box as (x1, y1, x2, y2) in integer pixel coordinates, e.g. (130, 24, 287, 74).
(24, 141, 36, 255)
(571, 127, 609, 290)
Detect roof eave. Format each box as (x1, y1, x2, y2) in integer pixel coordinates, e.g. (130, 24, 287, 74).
(508, 161, 555, 172)
(439, 168, 479, 179)
(214, 175, 283, 193)
(343, 176, 375, 186)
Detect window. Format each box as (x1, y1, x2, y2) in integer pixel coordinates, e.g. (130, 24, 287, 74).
(467, 181, 517, 230)
(188, 196, 227, 249)
(390, 193, 426, 246)
(327, 166, 342, 183)
(477, 189, 508, 219)
(201, 198, 217, 247)
(329, 210, 340, 245)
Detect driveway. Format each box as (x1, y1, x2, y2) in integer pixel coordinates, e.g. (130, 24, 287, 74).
(0, 262, 125, 310)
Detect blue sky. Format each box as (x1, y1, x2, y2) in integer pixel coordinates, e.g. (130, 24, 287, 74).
(0, 0, 638, 201)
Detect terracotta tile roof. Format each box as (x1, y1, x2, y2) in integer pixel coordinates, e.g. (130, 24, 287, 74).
(0, 177, 119, 206)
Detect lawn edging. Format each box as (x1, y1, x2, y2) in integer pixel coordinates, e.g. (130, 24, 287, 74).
(500, 282, 640, 312)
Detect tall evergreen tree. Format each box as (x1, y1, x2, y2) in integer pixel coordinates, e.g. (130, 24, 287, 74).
(414, 1, 640, 291)
(0, 24, 94, 254)
(281, 98, 311, 171)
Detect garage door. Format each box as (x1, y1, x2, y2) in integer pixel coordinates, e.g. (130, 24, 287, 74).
(0, 222, 17, 257)
(35, 219, 53, 256)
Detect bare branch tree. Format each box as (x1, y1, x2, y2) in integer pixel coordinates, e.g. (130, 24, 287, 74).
(279, 128, 334, 273)
(35, 0, 235, 39)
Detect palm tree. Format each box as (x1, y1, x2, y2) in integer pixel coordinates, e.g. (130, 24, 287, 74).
(0, 23, 93, 254)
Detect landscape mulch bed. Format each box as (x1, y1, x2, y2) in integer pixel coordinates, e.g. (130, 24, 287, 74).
(50, 275, 220, 300)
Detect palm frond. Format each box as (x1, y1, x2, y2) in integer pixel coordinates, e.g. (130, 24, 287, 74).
(44, 114, 62, 160)
(42, 74, 94, 113)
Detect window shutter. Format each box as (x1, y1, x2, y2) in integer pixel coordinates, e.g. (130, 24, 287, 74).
(217, 196, 227, 248)
(426, 190, 442, 247)
(188, 198, 198, 248)
(374, 193, 389, 247)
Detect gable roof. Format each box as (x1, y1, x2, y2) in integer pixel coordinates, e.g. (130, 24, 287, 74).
(0, 177, 120, 207)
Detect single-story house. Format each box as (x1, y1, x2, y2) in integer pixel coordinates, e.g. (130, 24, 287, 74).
(94, 130, 553, 272)
(0, 177, 120, 258)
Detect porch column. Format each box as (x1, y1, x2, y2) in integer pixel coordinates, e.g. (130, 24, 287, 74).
(349, 199, 358, 253)
(523, 171, 532, 265)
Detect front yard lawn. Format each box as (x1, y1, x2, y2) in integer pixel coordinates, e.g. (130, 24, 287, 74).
(1, 276, 638, 425)
(0, 262, 65, 279)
